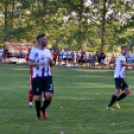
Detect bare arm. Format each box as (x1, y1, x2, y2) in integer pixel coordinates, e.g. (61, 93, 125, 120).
(49, 58, 53, 67)
(28, 60, 45, 67)
(120, 61, 133, 67)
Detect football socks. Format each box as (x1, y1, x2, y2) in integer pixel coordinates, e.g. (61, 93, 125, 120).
(117, 93, 126, 101)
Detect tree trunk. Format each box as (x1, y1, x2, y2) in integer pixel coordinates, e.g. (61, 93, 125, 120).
(5, 6, 8, 26)
(79, 0, 84, 48)
(101, 0, 108, 51)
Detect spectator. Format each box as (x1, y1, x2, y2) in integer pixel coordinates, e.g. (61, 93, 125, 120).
(86, 53, 93, 67)
(0, 46, 4, 63)
(100, 50, 106, 69)
(96, 51, 101, 68)
(18, 51, 23, 58)
(70, 50, 75, 66)
(63, 49, 68, 66)
(67, 49, 71, 67)
(58, 48, 63, 66)
(92, 54, 96, 68)
(109, 54, 116, 69)
(76, 48, 81, 66)
(82, 52, 88, 67)
(52, 49, 57, 65)
(130, 50, 134, 69)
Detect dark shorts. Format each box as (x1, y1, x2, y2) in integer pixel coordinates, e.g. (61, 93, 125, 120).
(114, 78, 128, 90)
(64, 58, 67, 61)
(32, 76, 54, 96)
(68, 58, 71, 62)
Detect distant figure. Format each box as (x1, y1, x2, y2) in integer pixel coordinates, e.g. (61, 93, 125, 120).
(18, 51, 23, 58)
(109, 55, 116, 69)
(0, 46, 4, 63)
(130, 50, 134, 69)
(52, 49, 57, 65)
(58, 48, 63, 66)
(86, 53, 93, 67)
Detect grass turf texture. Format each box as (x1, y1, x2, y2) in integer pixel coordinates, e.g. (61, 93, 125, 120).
(0, 64, 134, 134)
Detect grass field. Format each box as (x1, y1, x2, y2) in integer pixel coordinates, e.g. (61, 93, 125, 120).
(0, 64, 134, 134)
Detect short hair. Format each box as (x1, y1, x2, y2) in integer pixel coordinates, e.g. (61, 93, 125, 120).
(37, 34, 45, 41)
(121, 46, 127, 50)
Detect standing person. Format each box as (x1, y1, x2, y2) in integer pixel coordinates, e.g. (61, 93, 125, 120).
(67, 49, 71, 67)
(29, 34, 53, 120)
(0, 46, 4, 63)
(70, 50, 75, 66)
(100, 50, 106, 69)
(63, 49, 68, 66)
(58, 48, 63, 66)
(131, 50, 134, 69)
(76, 48, 81, 66)
(26, 48, 34, 108)
(26, 43, 46, 108)
(107, 46, 134, 110)
(52, 49, 57, 65)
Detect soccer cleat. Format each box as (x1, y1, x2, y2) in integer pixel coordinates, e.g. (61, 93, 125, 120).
(107, 106, 115, 110)
(37, 116, 41, 120)
(113, 101, 120, 109)
(42, 111, 48, 119)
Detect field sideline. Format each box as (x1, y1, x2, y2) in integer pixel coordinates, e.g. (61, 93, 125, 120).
(0, 64, 134, 134)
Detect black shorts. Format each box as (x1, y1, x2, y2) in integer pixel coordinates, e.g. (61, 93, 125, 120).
(32, 76, 54, 95)
(68, 58, 71, 62)
(64, 58, 67, 61)
(114, 78, 128, 90)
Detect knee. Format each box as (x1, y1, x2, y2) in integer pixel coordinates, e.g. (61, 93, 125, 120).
(45, 93, 53, 101)
(125, 88, 131, 95)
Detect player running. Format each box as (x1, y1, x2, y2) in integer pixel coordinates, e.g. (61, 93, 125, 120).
(107, 46, 134, 109)
(28, 34, 53, 120)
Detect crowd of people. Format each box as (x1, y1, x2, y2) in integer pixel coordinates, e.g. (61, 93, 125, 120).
(1, 44, 134, 69)
(50, 48, 107, 68)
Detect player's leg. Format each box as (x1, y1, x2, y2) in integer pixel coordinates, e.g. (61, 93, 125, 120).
(42, 94, 46, 102)
(28, 85, 33, 108)
(41, 77, 53, 119)
(32, 78, 42, 120)
(116, 80, 131, 101)
(107, 88, 121, 108)
(36, 95, 42, 120)
(28, 75, 33, 108)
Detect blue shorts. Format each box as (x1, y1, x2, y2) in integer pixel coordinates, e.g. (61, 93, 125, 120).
(58, 56, 63, 61)
(101, 59, 104, 63)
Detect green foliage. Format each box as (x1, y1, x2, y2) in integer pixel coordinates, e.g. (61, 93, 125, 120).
(0, 0, 134, 51)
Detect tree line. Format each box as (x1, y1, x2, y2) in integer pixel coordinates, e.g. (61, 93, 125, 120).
(0, 0, 134, 52)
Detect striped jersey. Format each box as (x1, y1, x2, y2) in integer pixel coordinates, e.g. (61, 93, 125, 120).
(114, 54, 126, 78)
(29, 47, 52, 78)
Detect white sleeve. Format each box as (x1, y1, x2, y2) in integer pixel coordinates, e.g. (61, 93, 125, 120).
(29, 49, 35, 61)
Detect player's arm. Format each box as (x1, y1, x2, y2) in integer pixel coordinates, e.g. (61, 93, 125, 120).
(49, 58, 53, 67)
(28, 60, 45, 67)
(120, 61, 133, 67)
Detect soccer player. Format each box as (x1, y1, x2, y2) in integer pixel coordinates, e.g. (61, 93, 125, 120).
(26, 42, 46, 108)
(26, 48, 34, 108)
(107, 46, 134, 109)
(28, 34, 53, 120)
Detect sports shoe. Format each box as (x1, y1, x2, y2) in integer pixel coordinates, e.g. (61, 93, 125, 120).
(107, 106, 115, 110)
(37, 116, 41, 120)
(113, 101, 120, 109)
(42, 111, 48, 119)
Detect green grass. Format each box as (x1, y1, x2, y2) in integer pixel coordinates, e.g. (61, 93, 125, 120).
(0, 64, 134, 134)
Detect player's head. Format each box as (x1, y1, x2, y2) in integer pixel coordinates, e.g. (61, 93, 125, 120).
(121, 46, 127, 56)
(37, 34, 47, 47)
